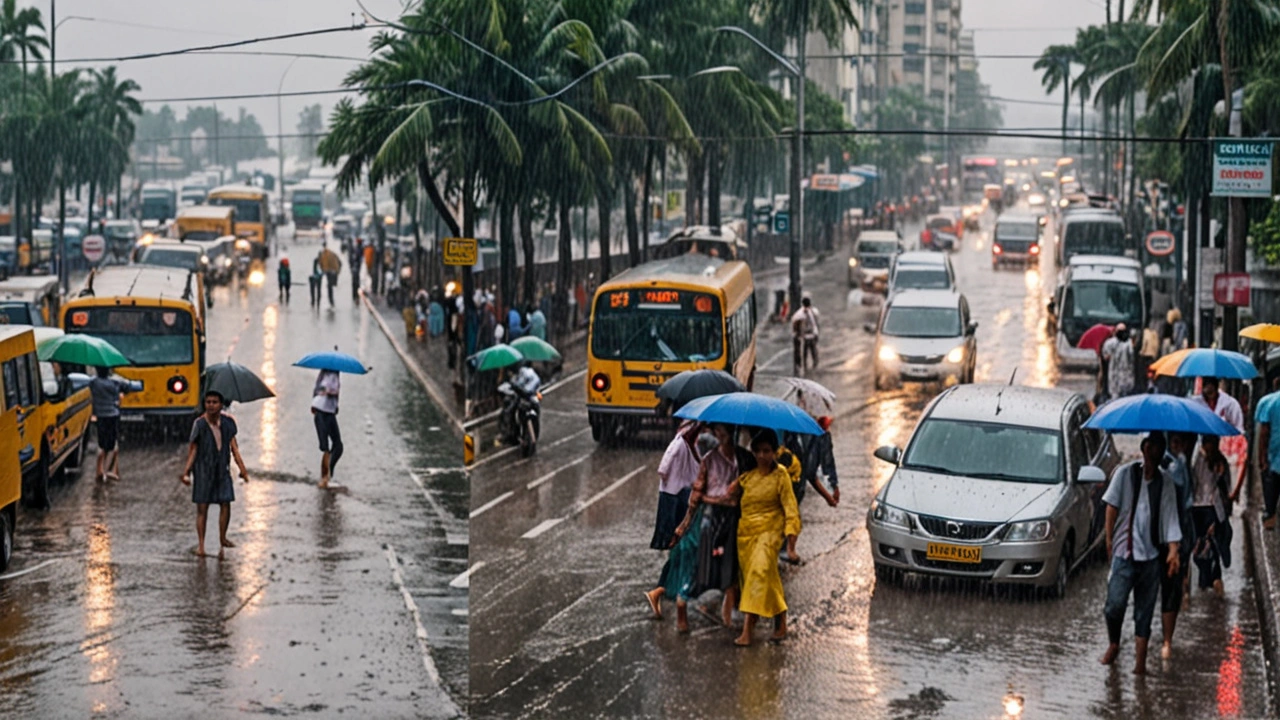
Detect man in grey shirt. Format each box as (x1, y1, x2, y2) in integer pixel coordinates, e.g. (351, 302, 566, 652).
(89, 365, 135, 482)
(1100, 431, 1182, 675)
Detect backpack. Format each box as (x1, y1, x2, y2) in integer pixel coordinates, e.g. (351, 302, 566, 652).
(1127, 462, 1164, 555)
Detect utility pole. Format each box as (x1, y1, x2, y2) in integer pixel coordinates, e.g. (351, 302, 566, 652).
(793, 0, 807, 320)
(277, 59, 299, 243)
(1223, 89, 1245, 352)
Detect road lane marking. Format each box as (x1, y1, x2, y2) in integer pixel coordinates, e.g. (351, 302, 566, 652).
(758, 347, 790, 371)
(450, 561, 485, 589)
(384, 543, 461, 714)
(470, 491, 514, 519)
(407, 469, 454, 524)
(451, 608, 469, 617)
(522, 518, 565, 539)
(521, 466, 649, 541)
(0, 558, 59, 581)
(526, 452, 593, 490)
(539, 576, 616, 631)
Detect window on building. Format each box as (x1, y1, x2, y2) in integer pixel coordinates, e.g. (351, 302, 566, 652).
(905, 2, 926, 13)
(904, 57, 925, 73)
(905, 25, 923, 36)
(930, 89, 946, 100)
(903, 43, 922, 55)
(936, 22, 948, 35)
(934, 0, 950, 8)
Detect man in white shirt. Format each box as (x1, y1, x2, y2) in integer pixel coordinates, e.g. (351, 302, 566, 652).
(311, 370, 342, 489)
(790, 297, 820, 375)
(1100, 432, 1182, 675)
(1191, 376, 1247, 501)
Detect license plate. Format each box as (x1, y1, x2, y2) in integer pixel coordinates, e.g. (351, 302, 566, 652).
(119, 415, 145, 423)
(926, 542, 982, 564)
(903, 366, 932, 378)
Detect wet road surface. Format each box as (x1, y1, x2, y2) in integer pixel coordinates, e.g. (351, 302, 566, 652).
(0, 233, 468, 718)
(469, 210, 1271, 719)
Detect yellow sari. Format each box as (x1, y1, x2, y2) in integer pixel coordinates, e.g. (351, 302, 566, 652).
(736, 463, 801, 618)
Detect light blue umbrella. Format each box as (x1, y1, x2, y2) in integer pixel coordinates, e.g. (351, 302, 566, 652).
(675, 392, 824, 435)
(1084, 394, 1240, 436)
(294, 350, 369, 375)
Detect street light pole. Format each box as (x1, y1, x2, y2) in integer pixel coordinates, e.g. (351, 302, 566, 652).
(715, 25, 805, 322)
(277, 58, 299, 246)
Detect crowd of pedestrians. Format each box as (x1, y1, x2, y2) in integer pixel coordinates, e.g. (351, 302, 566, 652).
(642, 415, 838, 646)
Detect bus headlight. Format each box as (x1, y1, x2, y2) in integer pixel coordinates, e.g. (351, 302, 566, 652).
(167, 375, 189, 394)
(946, 345, 965, 364)
(591, 373, 610, 392)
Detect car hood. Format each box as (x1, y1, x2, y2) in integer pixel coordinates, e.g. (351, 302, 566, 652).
(882, 468, 1064, 523)
(879, 334, 964, 356)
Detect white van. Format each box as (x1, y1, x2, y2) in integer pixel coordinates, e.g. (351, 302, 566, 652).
(1047, 256, 1145, 369)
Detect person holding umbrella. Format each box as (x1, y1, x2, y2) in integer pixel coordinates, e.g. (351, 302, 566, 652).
(734, 430, 801, 646)
(180, 390, 249, 559)
(312, 369, 342, 489)
(89, 366, 136, 482)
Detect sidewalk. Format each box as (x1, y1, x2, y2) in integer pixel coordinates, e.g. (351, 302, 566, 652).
(1244, 464, 1280, 710)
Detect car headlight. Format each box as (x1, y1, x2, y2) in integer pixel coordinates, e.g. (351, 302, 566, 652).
(878, 345, 898, 362)
(1004, 519, 1053, 542)
(945, 345, 965, 364)
(848, 257, 858, 268)
(871, 499, 912, 529)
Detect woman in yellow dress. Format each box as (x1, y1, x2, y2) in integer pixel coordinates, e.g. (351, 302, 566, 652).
(735, 430, 801, 646)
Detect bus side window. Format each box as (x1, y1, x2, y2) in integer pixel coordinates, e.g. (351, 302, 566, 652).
(14, 354, 33, 408)
(2, 360, 17, 411)
(23, 353, 38, 405)
(749, 293, 757, 334)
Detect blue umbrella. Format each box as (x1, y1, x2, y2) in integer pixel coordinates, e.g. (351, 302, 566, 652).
(1153, 348, 1258, 380)
(1084, 394, 1240, 436)
(294, 350, 369, 375)
(675, 392, 824, 435)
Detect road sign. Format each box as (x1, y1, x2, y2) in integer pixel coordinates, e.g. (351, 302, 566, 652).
(811, 174, 840, 191)
(443, 237, 477, 266)
(1144, 230, 1175, 257)
(773, 212, 790, 234)
(82, 234, 105, 263)
(1211, 139, 1274, 197)
(1213, 273, 1251, 307)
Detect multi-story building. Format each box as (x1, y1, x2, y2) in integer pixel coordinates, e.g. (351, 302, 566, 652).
(869, 0, 963, 124)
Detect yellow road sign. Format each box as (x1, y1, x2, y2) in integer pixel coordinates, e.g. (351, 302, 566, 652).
(443, 237, 478, 266)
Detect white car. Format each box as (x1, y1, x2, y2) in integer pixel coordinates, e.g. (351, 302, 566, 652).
(868, 289, 977, 390)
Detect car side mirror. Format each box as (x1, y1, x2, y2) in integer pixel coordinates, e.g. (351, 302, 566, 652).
(966, 321, 979, 335)
(863, 323, 876, 335)
(1077, 465, 1107, 483)
(873, 445, 901, 465)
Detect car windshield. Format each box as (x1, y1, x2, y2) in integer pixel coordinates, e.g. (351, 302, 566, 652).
(859, 241, 898, 255)
(997, 222, 1038, 240)
(68, 307, 194, 366)
(180, 231, 220, 242)
(103, 225, 135, 240)
(893, 268, 951, 290)
(141, 248, 202, 270)
(883, 306, 961, 338)
(1066, 280, 1142, 323)
(903, 419, 1064, 484)
(209, 197, 261, 223)
(0, 302, 34, 325)
(1063, 220, 1127, 257)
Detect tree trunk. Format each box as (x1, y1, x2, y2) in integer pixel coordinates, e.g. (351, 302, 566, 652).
(597, 186, 612, 282)
(87, 180, 96, 234)
(498, 200, 516, 313)
(641, 142, 655, 260)
(707, 140, 721, 227)
(555, 195, 573, 336)
(1062, 80, 1070, 158)
(686, 151, 703, 226)
(1117, 0, 1125, 22)
(519, 204, 536, 305)
(623, 176, 641, 267)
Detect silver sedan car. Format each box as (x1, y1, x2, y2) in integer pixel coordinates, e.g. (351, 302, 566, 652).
(866, 384, 1121, 597)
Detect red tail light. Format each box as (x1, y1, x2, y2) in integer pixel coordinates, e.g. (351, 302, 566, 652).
(591, 374, 610, 392)
(992, 244, 1003, 255)
(1030, 244, 1041, 255)
(167, 376, 188, 394)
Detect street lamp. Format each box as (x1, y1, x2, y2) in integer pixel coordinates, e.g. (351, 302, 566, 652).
(277, 57, 301, 247)
(716, 25, 805, 328)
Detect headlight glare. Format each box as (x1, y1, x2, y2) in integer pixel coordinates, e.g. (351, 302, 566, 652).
(946, 345, 965, 364)
(848, 257, 858, 268)
(878, 345, 897, 362)
(1004, 519, 1053, 542)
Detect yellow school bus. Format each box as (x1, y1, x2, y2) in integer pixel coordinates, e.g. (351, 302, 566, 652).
(174, 204, 235, 241)
(61, 266, 206, 432)
(0, 326, 34, 569)
(586, 255, 757, 443)
(206, 185, 271, 259)
(7, 326, 93, 507)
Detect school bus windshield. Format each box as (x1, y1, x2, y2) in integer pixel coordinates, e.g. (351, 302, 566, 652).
(591, 291, 723, 363)
(208, 197, 262, 223)
(68, 307, 194, 366)
(0, 302, 35, 325)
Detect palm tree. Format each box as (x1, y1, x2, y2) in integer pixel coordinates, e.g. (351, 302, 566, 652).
(0, 0, 47, 247)
(85, 66, 141, 228)
(1034, 44, 1078, 157)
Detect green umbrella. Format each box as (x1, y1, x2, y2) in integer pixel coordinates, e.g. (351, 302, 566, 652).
(471, 343, 524, 372)
(509, 336, 562, 363)
(37, 334, 130, 368)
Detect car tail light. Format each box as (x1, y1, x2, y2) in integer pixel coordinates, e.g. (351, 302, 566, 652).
(1030, 244, 1040, 255)
(992, 244, 1003, 255)
(591, 374, 610, 392)
(167, 376, 188, 394)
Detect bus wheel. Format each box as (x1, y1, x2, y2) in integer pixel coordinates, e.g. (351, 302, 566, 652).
(26, 449, 50, 509)
(65, 432, 88, 476)
(590, 416, 603, 443)
(0, 506, 12, 572)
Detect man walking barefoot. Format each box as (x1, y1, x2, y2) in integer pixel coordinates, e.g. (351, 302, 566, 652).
(181, 391, 249, 559)
(1100, 432, 1182, 674)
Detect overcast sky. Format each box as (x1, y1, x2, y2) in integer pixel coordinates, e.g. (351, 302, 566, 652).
(43, 0, 1108, 141)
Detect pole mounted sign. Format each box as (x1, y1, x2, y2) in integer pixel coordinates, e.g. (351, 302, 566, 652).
(1211, 139, 1273, 197)
(442, 237, 477, 266)
(1144, 230, 1175, 257)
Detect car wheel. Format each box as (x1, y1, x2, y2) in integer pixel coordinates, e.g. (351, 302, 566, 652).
(1049, 538, 1073, 599)
(26, 448, 50, 510)
(590, 417, 603, 443)
(0, 507, 11, 573)
(65, 432, 88, 475)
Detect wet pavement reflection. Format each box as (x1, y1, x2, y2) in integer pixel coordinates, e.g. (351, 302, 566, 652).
(0, 232, 467, 717)
(469, 210, 1269, 719)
